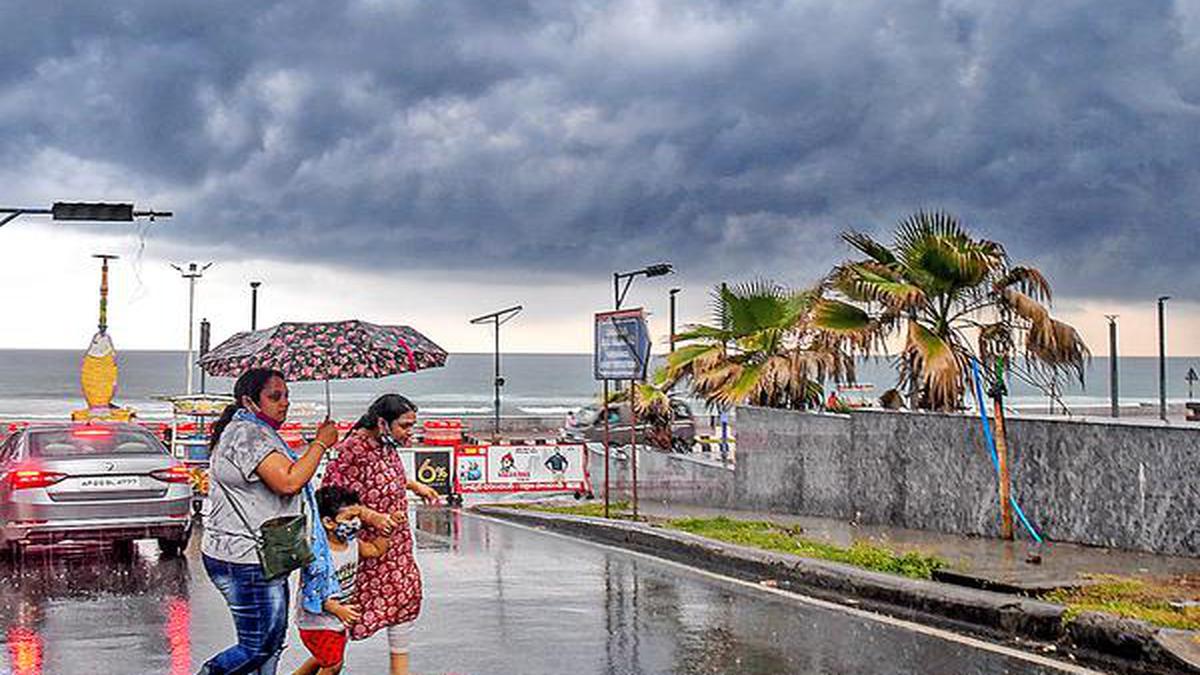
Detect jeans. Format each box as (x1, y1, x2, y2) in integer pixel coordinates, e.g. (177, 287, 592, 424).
(200, 554, 290, 675)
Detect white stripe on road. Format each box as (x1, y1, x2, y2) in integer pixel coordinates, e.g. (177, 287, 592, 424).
(467, 512, 1102, 675)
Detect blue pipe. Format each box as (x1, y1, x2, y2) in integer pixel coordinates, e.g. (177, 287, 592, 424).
(969, 358, 1044, 544)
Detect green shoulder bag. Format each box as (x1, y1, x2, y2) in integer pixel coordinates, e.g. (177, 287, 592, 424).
(217, 480, 315, 579)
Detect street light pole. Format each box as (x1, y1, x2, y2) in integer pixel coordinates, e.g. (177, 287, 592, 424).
(1105, 315, 1119, 418)
(609, 263, 674, 520)
(250, 281, 262, 330)
(614, 263, 673, 311)
(199, 318, 211, 393)
(173, 262, 213, 395)
(669, 288, 680, 352)
(470, 306, 523, 441)
(1158, 296, 1170, 422)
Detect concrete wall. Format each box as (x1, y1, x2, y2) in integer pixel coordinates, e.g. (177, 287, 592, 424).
(735, 407, 1200, 557)
(456, 415, 564, 437)
(589, 446, 736, 508)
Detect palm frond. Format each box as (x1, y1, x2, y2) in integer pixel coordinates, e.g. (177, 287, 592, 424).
(812, 299, 872, 332)
(1000, 289, 1089, 381)
(836, 263, 926, 310)
(893, 210, 1005, 293)
(994, 266, 1052, 302)
(902, 321, 963, 411)
(841, 231, 897, 266)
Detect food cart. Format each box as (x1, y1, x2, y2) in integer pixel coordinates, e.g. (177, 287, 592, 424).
(160, 394, 233, 513)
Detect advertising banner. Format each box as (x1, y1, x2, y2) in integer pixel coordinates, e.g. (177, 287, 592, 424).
(318, 446, 455, 496)
(455, 444, 589, 494)
(400, 446, 454, 496)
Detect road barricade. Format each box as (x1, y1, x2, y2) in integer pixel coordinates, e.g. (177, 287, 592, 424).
(454, 443, 591, 498)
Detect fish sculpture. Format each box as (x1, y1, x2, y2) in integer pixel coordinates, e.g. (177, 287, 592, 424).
(81, 331, 118, 410)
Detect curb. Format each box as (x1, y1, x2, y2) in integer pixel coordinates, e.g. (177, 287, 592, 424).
(473, 505, 1200, 675)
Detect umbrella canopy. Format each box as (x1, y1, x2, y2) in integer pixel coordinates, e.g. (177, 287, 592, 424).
(198, 320, 448, 382)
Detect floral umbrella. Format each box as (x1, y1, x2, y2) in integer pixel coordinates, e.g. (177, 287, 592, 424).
(198, 320, 448, 415)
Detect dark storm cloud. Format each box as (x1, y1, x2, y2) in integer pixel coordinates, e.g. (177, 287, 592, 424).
(3, 0, 1200, 298)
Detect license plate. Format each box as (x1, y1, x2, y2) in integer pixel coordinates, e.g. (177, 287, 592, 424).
(78, 476, 140, 490)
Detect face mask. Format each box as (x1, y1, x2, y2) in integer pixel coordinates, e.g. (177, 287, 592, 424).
(334, 517, 362, 542)
(380, 422, 407, 453)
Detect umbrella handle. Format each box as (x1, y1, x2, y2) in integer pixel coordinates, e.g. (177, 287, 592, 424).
(325, 379, 332, 419)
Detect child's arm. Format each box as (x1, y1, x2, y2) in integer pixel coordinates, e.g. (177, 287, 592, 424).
(323, 597, 360, 627)
(358, 534, 391, 559)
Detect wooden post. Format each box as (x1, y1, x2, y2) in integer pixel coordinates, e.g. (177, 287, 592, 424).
(603, 380, 610, 519)
(992, 399, 1014, 540)
(630, 380, 638, 519)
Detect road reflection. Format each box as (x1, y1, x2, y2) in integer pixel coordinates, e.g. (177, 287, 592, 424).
(0, 512, 1084, 674)
(0, 543, 190, 674)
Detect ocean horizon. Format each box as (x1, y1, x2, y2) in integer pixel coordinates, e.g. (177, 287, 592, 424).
(2, 349, 1198, 423)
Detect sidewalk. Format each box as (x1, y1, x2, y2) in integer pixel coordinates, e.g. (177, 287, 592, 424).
(625, 501, 1199, 594)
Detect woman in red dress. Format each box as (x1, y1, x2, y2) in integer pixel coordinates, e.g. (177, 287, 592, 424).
(321, 394, 438, 675)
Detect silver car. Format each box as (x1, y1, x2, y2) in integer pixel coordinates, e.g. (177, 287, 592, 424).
(0, 423, 193, 557)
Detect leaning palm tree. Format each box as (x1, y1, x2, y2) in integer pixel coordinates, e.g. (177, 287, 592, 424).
(666, 280, 866, 411)
(814, 210, 1089, 411)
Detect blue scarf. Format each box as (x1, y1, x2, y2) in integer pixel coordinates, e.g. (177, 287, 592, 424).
(235, 409, 340, 614)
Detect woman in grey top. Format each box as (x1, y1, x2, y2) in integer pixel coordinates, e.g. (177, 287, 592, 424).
(198, 367, 338, 675)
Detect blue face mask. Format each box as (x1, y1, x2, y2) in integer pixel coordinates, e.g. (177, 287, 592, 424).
(378, 421, 401, 451)
(333, 517, 362, 542)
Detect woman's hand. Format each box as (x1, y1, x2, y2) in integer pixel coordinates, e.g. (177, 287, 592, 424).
(389, 510, 408, 530)
(315, 418, 339, 449)
(412, 482, 440, 505)
(358, 506, 396, 536)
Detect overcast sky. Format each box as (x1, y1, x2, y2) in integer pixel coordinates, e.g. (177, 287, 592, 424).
(2, 0, 1199, 355)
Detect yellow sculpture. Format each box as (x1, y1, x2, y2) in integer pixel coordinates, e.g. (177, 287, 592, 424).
(73, 255, 135, 422)
(81, 332, 118, 409)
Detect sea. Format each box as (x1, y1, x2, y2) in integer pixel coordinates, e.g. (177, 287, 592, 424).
(0, 350, 1198, 423)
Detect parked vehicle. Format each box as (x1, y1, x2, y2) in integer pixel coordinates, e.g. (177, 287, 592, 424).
(561, 398, 696, 452)
(0, 423, 193, 557)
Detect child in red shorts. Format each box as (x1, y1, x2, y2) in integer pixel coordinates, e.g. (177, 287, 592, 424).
(292, 485, 390, 675)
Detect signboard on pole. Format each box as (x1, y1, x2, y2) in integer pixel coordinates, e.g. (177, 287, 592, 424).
(594, 308, 651, 381)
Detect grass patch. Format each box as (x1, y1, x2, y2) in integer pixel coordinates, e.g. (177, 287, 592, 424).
(504, 501, 636, 519)
(1043, 574, 1200, 631)
(666, 516, 945, 580)
(504, 505, 945, 579)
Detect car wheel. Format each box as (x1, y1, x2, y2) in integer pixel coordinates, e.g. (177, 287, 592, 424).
(158, 537, 185, 558)
(160, 522, 194, 558)
(111, 539, 137, 560)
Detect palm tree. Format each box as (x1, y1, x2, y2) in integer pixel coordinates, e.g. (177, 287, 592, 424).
(665, 280, 864, 411)
(814, 210, 1089, 411)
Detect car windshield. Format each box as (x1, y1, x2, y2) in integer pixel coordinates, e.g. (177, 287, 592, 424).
(29, 428, 166, 458)
(572, 406, 601, 426)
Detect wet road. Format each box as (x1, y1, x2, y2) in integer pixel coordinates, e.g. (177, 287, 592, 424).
(0, 508, 1098, 674)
